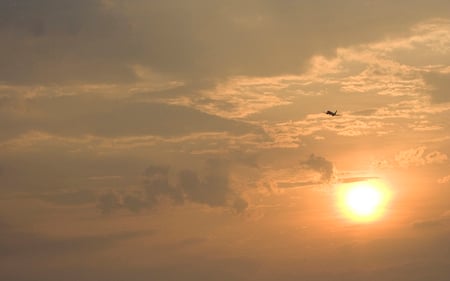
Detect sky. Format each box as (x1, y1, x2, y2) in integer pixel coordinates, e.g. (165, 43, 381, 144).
(1, 1, 450, 280)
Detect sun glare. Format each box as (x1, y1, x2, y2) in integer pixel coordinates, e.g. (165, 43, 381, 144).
(337, 179, 391, 223)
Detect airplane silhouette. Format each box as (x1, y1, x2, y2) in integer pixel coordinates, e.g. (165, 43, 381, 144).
(325, 110, 338, 116)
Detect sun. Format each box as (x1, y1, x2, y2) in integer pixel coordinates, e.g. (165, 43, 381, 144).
(337, 179, 391, 223)
(346, 184, 381, 216)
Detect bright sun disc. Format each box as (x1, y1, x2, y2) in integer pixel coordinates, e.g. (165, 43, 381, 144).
(338, 180, 390, 223)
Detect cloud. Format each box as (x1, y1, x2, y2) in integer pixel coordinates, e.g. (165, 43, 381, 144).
(2, 18, 450, 153)
(408, 120, 443, 131)
(122, 194, 147, 213)
(437, 175, 450, 184)
(179, 159, 243, 208)
(0, 95, 261, 141)
(143, 165, 183, 207)
(0, 131, 263, 158)
(300, 154, 335, 183)
(0, 0, 138, 85)
(97, 191, 122, 214)
(395, 146, 448, 167)
(425, 150, 449, 163)
(97, 159, 248, 214)
(253, 20, 450, 144)
(276, 181, 318, 189)
(2, 1, 450, 86)
(260, 114, 391, 148)
(88, 175, 122, 181)
(338, 176, 380, 184)
(423, 71, 450, 103)
(231, 196, 249, 214)
(0, 129, 268, 197)
(168, 75, 312, 119)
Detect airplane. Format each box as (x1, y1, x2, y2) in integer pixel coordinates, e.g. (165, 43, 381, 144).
(325, 110, 339, 116)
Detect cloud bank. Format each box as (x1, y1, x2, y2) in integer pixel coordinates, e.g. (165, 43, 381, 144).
(97, 159, 248, 214)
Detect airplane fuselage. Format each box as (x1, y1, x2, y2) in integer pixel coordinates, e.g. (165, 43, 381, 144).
(326, 110, 337, 116)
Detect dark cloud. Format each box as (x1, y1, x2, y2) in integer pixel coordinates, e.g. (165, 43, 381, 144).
(122, 194, 147, 213)
(0, 0, 137, 84)
(120, 0, 450, 81)
(423, 72, 450, 103)
(143, 165, 184, 207)
(0, 0, 104, 35)
(2, 0, 450, 84)
(0, 95, 260, 140)
(97, 191, 122, 214)
(339, 176, 379, 183)
(276, 181, 318, 189)
(231, 196, 249, 214)
(301, 154, 335, 182)
(179, 159, 230, 207)
(276, 155, 338, 188)
(277, 173, 369, 189)
(97, 160, 248, 214)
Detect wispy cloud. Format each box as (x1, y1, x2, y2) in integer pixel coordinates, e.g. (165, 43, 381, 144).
(168, 19, 450, 148)
(437, 175, 450, 184)
(164, 75, 319, 119)
(0, 131, 267, 155)
(395, 146, 448, 168)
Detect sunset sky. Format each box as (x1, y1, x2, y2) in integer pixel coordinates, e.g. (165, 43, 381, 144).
(2, 1, 450, 280)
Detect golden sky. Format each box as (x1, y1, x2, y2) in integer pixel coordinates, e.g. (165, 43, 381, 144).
(1, 1, 450, 280)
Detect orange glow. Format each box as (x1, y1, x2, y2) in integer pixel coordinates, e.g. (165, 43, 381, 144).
(337, 179, 391, 223)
